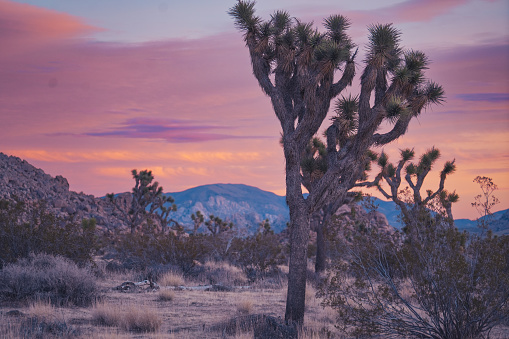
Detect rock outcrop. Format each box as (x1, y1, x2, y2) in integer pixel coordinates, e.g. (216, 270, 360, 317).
(0, 152, 124, 232)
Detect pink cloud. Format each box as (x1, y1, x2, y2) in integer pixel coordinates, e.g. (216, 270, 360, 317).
(0, 0, 102, 60)
(380, 0, 468, 22)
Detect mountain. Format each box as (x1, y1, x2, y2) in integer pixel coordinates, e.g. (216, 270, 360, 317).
(165, 184, 289, 233)
(1, 152, 507, 235)
(455, 209, 509, 235)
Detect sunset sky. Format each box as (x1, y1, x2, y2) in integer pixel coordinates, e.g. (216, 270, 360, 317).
(1, 0, 508, 220)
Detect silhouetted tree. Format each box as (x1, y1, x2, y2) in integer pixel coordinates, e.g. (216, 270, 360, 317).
(230, 0, 444, 324)
(369, 147, 458, 227)
(472, 176, 500, 230)
(190, 211, 204, 235)
(107, 169, 177, 234)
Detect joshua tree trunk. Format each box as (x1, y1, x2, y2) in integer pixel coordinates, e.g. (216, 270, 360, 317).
(314, 215, 326, 274)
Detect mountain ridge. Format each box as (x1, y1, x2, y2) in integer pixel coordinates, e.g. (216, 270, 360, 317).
(1, 152, 507, 235)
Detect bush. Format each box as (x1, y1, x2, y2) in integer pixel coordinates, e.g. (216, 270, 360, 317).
(320, 211, 509, 338)
(0, 253, 98, 306)
(0, 199, 97, 267)
(228, 233, 286, 281)
(93, 302, 162, 332)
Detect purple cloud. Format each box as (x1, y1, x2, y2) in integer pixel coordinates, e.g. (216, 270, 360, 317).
(82, 118, 271, 143)
(456, 93, 509, 102)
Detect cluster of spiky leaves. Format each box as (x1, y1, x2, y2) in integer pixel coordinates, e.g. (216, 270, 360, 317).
(229, 1, 355, 91)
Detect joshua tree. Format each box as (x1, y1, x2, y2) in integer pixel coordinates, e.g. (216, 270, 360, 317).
(107, 169, 177, 234)
(371, 148, 458, 226)
(205, 214, 233, 235)
(190, 210, 205, 235)
(230, 1, 444, 324)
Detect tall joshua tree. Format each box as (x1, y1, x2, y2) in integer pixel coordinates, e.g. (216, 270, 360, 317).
(230, 1, 444, 325)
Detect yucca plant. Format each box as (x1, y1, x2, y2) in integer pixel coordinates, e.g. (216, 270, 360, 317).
(230, 1, 444, 325)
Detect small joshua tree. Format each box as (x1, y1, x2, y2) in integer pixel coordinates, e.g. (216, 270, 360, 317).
(191, 211, 204, 235)
(204, 214, 233, 235)
(107, 169, 177, 234)
(371, 147, 458, 226)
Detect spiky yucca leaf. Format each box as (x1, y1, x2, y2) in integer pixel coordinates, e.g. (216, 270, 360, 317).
(385, 97, 409, 123)
(324, 15, 351, 43)
(400, 148, 415, 162)
(378, 152, 388, 168)
(366, 23, 402, 68)
(332, 95, 359, 136)
(404, 50, 429, 73)
(294, 20, 314, 46)
(228, 1, 261, 32)
(387, 163, 396, 177)
(419, 147, 440, 170)
(406, 163, 416, 175)
(271, 10, 292, 34)
(442, 160, 456, 176)
(366, 149, 378, 161)
(424, 81, 445, 107)
(301, 157, 315, 174)
(314, 41, 350, 66)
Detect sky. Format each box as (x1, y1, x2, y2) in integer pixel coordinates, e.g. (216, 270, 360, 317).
(1, 0, 508, 220)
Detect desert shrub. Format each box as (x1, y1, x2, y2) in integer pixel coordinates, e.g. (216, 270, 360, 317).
(320, 210, 509, 338)
(0, 253, 98, 306)
(237, 297, 254, 314)
(228, 232, 286, 281)
(0, 199, 97, 267)
(193, 261, 248, 286)
(112, 225, 208, 274)
(158, 289, 175, 301)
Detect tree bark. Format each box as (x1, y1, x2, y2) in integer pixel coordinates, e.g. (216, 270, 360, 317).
(285, 205, 310, 325)
(315, 219, 326, 274)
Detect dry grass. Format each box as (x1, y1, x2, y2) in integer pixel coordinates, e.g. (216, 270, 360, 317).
(28, 300, 56, 321)
(236, 297, 254, 314)
(158, 271, 185, 287)
(1, 265, 507, 339)
(158, 289, 176, 301)
(93, 301, 162, 332)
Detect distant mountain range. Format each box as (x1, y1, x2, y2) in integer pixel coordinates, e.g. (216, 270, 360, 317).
(165, 183, 509, 235)
(1, 151, 506, 235)
(165, 184, 289, 233)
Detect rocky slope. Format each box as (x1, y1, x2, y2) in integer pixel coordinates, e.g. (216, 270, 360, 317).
(0, 152, 123, 232)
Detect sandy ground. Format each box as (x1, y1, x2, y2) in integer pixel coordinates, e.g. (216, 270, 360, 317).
(0, 271, 338, 339)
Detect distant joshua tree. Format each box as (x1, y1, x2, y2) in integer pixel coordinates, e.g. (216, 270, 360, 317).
(230, 1, 444, 324)
(107, 169, 177, 234)
(190, 210, 204, 235)
(205, 214, 233, 235)
(371, 147, 458, 227)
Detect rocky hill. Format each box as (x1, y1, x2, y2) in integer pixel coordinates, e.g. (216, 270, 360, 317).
(0, 152, 123, 232)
